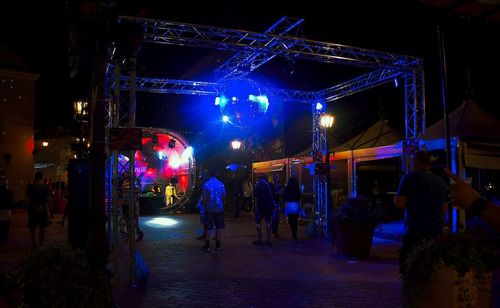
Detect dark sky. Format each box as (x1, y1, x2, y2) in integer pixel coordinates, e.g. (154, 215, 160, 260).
(1, 0, 500, 157)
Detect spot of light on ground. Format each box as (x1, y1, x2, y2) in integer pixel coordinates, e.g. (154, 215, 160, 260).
(145, 217, 179, 228)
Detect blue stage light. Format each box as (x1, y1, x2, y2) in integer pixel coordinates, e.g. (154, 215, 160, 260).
(214, 96, 220, 106)
(257, 95, 269, 113)
(222, 115, 230, 122)
(394, 78, 399, 88)
(219, 95, 229, 109)
(315, 102, 324, 110)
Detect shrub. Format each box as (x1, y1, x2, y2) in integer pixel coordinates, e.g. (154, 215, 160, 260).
(9, 244, 113, 307)
(401, 232, 496, 308)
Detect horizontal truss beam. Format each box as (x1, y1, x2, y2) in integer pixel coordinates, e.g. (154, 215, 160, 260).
(117, 16, 420, 70)
(214, 16, 304, 81)
(317, 68, 404, 102)
(118, 76, 316, 103)
(117, 67, 409, 105)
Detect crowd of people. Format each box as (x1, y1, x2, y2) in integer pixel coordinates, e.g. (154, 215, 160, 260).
(196, 168, 307, 251)
(1, 151, 498, 267)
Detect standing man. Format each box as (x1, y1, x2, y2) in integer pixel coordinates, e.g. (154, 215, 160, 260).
(26, 171, 52, 248)
(253, 175, 275, 246)
(200, 168, 226, 251)
(165, 182, 177, 207)
(394, 150, 448, 272)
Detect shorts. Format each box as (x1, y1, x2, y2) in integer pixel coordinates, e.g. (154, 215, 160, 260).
(255, 210, 272, 225)
(204, 212, 225, 230)
(28, 210, 49, 230)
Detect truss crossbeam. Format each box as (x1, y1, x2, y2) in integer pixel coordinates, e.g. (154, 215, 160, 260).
(119, 76, 317, 103)
(214, 17, 304, 81)
(318, 69, 403, 102)
(118, 16, 420, 70)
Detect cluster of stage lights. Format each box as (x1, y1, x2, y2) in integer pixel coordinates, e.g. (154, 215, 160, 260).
(316, 102, 334, 128)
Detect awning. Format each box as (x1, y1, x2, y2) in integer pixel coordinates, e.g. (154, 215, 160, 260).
(464, 141, 500, 170)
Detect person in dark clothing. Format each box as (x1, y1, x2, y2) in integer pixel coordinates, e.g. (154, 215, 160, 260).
(284, 177, 302, 241)
(0, 177, 14, 244)
(253, 175, 275, 246)
(26, 171, 52, 248)
(394, 151, 448, 272)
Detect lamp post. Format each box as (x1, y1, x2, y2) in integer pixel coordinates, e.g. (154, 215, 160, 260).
(318, 113, 334, 239)
(231, 139, 242, 150)
(72, 99, 88, 159)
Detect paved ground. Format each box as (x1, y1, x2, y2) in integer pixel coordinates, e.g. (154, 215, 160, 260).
(2, 209, 499, 307)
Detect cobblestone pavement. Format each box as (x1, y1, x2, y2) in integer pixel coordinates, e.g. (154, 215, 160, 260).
(114, 213, 402, 308)
(2, 210, 499, 308)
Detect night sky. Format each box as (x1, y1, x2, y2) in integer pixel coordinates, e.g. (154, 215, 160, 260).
(1, 0, 500, 159)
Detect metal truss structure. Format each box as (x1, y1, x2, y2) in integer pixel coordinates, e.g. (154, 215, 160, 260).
(108, 16, 425, 273)
(214, 16, 304, 81)
(311, 107, 329, 237)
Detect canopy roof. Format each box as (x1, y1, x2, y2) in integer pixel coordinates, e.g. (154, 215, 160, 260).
(425, 100, 500, 140)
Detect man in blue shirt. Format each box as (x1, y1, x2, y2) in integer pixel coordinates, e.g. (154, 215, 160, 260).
(200, 168, 226, 251)
(394, 150, 448, 272)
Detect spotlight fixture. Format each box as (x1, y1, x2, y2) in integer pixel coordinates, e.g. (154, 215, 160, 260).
(168, 139, 176, 148)
(152, 135, 158, 144)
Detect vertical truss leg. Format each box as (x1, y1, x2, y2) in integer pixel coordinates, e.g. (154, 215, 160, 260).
(128, 57, 137, 285)
(403, 68, 425, 171)
(111, 62, 121, 276)
(312, 105, 329, 239)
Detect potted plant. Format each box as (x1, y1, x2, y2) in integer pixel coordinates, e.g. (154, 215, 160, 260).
(401, 231, 495, 308)
(331, 197, 382, 258)
(4, 244, 113, 307)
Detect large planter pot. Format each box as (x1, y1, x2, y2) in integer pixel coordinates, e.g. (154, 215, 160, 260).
(417, 266, 492, 308)
(335, 223, 376, 258)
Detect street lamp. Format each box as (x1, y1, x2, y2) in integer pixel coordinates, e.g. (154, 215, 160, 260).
(320, 114, 334, 128)
(72, 99, 89, 159)
(231, 139, 242, 150)
(73, 99, 88, 120)
(317, 113, 334, 240)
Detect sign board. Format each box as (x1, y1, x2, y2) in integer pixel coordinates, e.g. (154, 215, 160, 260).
(109, 128, 143, 150)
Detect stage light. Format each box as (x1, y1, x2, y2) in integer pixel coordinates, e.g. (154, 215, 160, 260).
(394, 78, 399, 88)
(42, 141, 49, 147)
(315, 102, 324, 110)
(169, 155, 182, 169)
(231, 139, 242, 150)
(118, 153, 129, 162)
(158, 151, 166, 160)
(249, 95, 269, 113)
(145, 217, 179, 228)
(320, 114, 334, 128)
(168, 139, 176, 148)
(152, 135, 158, 144)
(231, 96, 238, 103)
(214, 96, 220, 106)
(222, 115, 230, 122)
(219, 96, 228, 109)
(181, 146, 193, 160)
